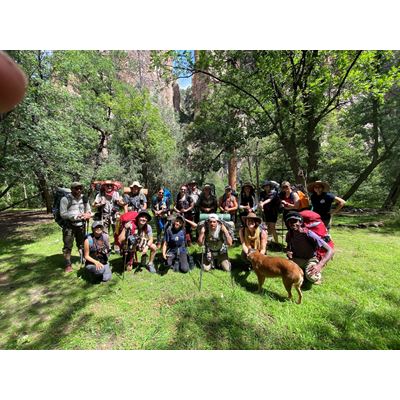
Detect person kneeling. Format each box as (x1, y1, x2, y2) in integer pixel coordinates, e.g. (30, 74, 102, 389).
(162, 215, 190, 273)
(84, 221, 112, 283)
(197, 214, 233, 272)
(285, 211, 334, 285)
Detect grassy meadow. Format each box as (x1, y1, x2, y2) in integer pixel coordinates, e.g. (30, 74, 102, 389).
(0, 211, 399, 350)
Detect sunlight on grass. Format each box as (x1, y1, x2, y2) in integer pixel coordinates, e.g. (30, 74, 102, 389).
(0, 213, 399, 349)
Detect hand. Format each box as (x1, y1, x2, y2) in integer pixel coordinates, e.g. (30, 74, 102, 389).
(95, 262, 103, 270)
(83, 212, 91, 220)
(125, 221, 132, 230)
(287, 251, 293, 259)
(307, 263, 322, 275)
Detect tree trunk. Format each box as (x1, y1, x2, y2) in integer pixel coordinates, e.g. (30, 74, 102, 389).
(342, 156, 387, 201)
(35, 171, 52, 212)
(246, 156, 253, 183)
(228, 148, 237, 191)
(382, 170, 400, 209)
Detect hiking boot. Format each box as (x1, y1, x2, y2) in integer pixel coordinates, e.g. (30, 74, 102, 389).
(147, 263, 156, 274)
(64, 265, 73, 273)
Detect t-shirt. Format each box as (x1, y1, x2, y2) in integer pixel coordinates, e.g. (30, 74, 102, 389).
(286, 228, 326, 259)
(198, 194, 218, 213)
(124, 192, 147, 211)
(311, 192, 335, 218)
(94, 191, 121, 215)
(259, 189, 280, 213)
(164, 227, 186, 253)
(175, 194, 194, 216)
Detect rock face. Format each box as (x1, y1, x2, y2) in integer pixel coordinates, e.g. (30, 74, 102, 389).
(191, 50, 210, 113)
(119, 50, 179, 110)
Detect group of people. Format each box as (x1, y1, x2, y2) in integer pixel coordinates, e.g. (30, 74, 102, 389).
(58, 178, 345, 286)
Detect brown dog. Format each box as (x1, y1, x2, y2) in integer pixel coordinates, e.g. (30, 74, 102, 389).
(247, 249, 304, 304)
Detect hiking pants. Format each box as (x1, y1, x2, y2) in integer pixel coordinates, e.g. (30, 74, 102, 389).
(85, 263, 112, 282)
(166, 250, 189, 273)
(62, 224, 86, 265)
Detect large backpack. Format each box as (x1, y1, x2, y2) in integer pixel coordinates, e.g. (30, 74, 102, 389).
(292, 185, 310, 210)
(197, 219, 236, 242)
(299, 210, 334, 259)
(52, 187, 88, 228)
(114, 211, 138, 248)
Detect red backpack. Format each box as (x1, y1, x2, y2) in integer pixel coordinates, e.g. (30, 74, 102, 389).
(114, 211, 138, 247)
(299, 210, 334, 259)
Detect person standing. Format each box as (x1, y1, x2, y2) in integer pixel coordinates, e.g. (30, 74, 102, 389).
(60, 182, 92, 273)
(92, 180, 124, 234)
(174, 185, 195, 245)
(123, 181, 147, 213)
(151, 187, 171, 247)
(307, 180, 346, 229)
(219, 185, 238, 222)
(238, 182, 258, 225)
(258, 180, 280, 244)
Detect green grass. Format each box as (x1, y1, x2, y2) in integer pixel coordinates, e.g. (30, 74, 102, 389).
(0, 213, 399, 349)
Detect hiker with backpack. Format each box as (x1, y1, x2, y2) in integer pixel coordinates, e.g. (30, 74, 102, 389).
(123, 181, 147, 213)
(238, 182, 258, 226)
(151, 187, 171, 247)
(162, 214, 191, 273)
(92, 180, 124, 235)
(197, 183, 218, 214)
(174, 184, 195, 245)
(187, 180, 201, 223)
(307, 180, 346, 229)
(118, 210, 157, 273)
(279, 181, 300, 219)
(59, 182, 92, 273)
(258, 180, 281, 244)
(239, 212, 268, 258)
(219, 185, 238, 222)
(197, 213, 233, 272)
(83, 221, 112, 283)
(285, 211, 334, 285)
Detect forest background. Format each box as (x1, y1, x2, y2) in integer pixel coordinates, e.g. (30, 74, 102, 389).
(1, 50, 400, 210)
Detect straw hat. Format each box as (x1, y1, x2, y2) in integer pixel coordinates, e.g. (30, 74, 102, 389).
(243, 212, 262, 224)
(307, 180, 330, 193)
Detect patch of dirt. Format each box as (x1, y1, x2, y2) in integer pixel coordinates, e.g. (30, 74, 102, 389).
(0, 210, 53, 240)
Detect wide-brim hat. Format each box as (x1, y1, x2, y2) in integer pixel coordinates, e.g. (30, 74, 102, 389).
(102, 180, 114, 186)
(136, 210, 152, 222)
(130, 181, 143, 188)
(188, 180, 197, 185)
(71, 181, 83, 189)
(243, 212, 262, 224)
(242, 182, 254, 190)
(307, 180, 330, 193)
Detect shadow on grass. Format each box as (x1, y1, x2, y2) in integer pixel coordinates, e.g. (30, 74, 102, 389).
(165, 296, 273, 349)
(307, 302, 400, 349)
(0, 236, 119, 349)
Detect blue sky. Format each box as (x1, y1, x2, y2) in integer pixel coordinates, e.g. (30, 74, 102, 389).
(176, 50, 194, 89)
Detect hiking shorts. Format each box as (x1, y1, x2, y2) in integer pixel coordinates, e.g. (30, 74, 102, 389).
(62, 224, 86, 253)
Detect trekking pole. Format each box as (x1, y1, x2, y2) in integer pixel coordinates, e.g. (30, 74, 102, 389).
(199, 245, 204, 291)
